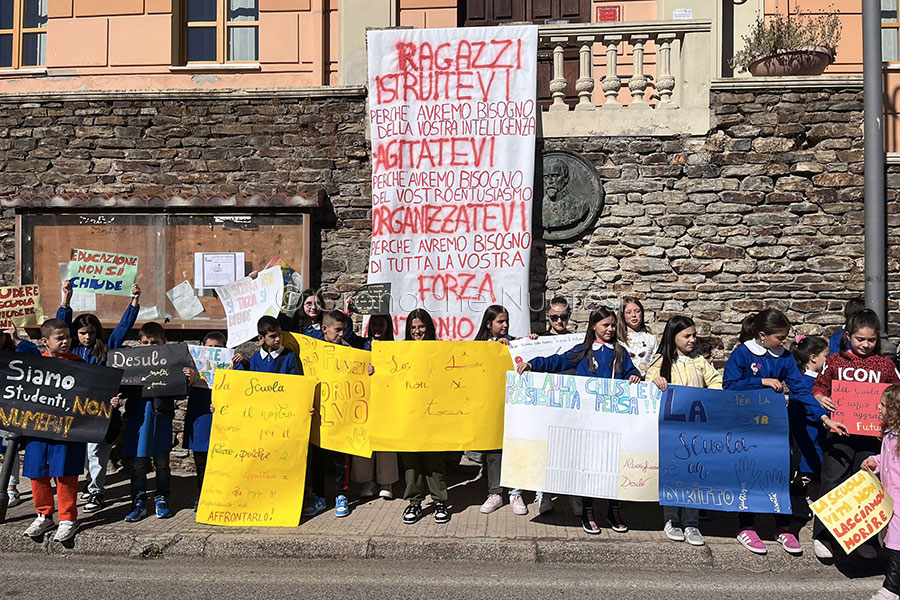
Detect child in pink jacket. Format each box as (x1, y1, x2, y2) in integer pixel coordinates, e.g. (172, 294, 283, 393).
(863, 384, 900, 600)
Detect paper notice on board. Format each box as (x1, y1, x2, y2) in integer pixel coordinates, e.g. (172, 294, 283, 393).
(194, 252, 245, 289)
(58, 262, 96, 312)
(166, 281, 205, 320)
(137, 305, 161, 321)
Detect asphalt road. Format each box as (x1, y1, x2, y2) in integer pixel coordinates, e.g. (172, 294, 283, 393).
(0, 553, 887, 600)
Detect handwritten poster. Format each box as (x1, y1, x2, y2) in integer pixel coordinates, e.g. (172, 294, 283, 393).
(215, 266, 284, 347)
(369, 340, 512, 451)
(196, 370, 316, 527)
(348, 283, 392, 316)
(832, 380, 889, 437)
(0, 285, 45, 328)
(288, 332, 373, 458)
(109, 344, 191, 397)
(507, 333, 583, 366)
(658, 386, 791, 514)
(812, 469, 893, 553)
(0, 352, 123, 443)
(501, 372, 662, 501)
(366, 26, 538, 339)
(188, 345, 235, 388)
(67, 249, 138, 296)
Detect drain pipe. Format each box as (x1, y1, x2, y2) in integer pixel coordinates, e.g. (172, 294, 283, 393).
(863, 0, 887, 332)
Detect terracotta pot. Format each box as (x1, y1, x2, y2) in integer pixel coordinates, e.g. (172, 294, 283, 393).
(747, 46, 833, 77)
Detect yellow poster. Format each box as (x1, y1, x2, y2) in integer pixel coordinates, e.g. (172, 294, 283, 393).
(0, 285, 45, 328)
(196, 369, 315, 528)
(811, 469, 894, 553)
(369, 340, 513, 452)
(285, 332, 372, 458)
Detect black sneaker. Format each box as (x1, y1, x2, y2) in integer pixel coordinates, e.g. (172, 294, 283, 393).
(581, 507, 601, 535)
(84, 493, 104, 512)
(433, 502, 450, 524)
(402, 502, 422, 525)
(607, 504, 628, 533)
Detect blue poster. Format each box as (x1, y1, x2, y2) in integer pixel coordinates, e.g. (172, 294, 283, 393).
(658, 386, 791, 514)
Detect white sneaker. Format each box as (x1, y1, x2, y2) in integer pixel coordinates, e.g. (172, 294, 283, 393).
(53, 520, 78, 542)
(22, 515, 55, 538)
(684, 526, 705, 546)
(360, 481, 378, 498)
(537, 493, 553, 515)
(871, 587, 900, 600)
(378, 485, 393, 500)
(813, 539, 833, 559)
(7, 488, 21, 508)
(664, 520, 685, 542)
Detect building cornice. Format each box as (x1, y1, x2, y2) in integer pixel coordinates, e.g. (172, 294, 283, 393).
(0, 85, 367, 102)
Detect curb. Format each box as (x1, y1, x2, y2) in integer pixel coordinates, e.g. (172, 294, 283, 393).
(0, 527, 838, 572)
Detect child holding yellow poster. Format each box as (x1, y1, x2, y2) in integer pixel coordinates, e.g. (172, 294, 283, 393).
(863, 384, 900, 600)
(398, 309, 450, 525)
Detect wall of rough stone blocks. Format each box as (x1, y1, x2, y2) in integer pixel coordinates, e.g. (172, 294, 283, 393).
(0, 81, 876, 468)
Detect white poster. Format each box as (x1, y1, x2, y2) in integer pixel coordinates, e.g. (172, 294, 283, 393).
(188, 344, 235, 388)
(507, 333, 583, 367)
(366, 26, 538, 339)
(215, 266, 284, 347)
(194, 252, 245, 289)
(501, 371, 662, 501)
(58, 262, 96, 312)
(166, 280, 205, 320)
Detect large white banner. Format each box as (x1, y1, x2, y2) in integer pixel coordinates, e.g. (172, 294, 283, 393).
(366, 26, 538, 339)
(501, 371, 662, 501)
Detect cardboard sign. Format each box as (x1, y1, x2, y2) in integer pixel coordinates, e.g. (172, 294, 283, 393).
(67, 249, 138, 297)
(188, 345, 235, 389)
(366, 26, 538, 339)
(215, 266, 284, 347)
(812, 469, 893, 553)
(658, 386, 792, 514)
(507, 333, 583, 366)
(196, 369, 316, 527)
(0, 352, 123, 443)
(832, 380, 889, 437)
(108, 344, 190, 397)
(348, 283, 392, 316)
(369, 340, 513, 451)
(0, 285, 45, 328)
(501, 372, 662, 501)
(287, 333, 372, 457)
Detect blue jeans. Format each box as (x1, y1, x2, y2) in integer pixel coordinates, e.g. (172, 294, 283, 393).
(125, 454, 170, 502)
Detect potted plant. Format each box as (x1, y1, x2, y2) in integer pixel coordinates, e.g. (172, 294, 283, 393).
(731, 9, 842, 76)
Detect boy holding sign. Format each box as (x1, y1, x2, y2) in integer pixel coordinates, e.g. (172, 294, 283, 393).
(17, 319, 122, 543)
(121, 322, 192, 523)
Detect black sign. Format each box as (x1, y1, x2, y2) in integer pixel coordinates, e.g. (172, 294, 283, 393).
(108, 344, 190, 397)
(0, 352, 123, 443)
(348, 283, 392, 316)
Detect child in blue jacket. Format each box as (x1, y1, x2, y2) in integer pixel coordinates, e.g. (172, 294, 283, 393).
(787, 335, 829, 495)
(234, 315, 299, 374)
(518, 306, 641, 536)
(723, 309, 839, 556)
(58, 280, 139, 512)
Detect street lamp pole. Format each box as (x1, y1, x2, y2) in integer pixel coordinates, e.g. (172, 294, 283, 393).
(863, 0, 887, 331)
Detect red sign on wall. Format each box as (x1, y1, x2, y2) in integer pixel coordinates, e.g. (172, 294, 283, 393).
(596, 5, 621, 23)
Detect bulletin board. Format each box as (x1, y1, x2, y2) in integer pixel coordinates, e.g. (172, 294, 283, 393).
(18, 212, 311, 330)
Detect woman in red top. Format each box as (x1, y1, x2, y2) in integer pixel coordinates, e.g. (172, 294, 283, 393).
(811, 309, 900, 560)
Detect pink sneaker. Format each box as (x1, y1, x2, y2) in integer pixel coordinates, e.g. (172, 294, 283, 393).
(480, 494, 503, 514)
(510, 494, 528, 516)
(776, 529, 803, 555)
(737, 529, 767, 555)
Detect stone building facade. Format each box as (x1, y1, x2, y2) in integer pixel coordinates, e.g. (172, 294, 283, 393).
(0, 77, 879, 464)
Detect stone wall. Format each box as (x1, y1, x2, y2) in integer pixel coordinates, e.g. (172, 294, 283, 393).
(0, 80, 879, 466)
(538, 83, 869, 352)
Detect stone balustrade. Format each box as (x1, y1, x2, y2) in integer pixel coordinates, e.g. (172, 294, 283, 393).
(537, 20, 713, 137)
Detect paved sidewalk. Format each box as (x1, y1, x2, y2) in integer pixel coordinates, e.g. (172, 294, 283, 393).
(0, 457, 878, 575)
